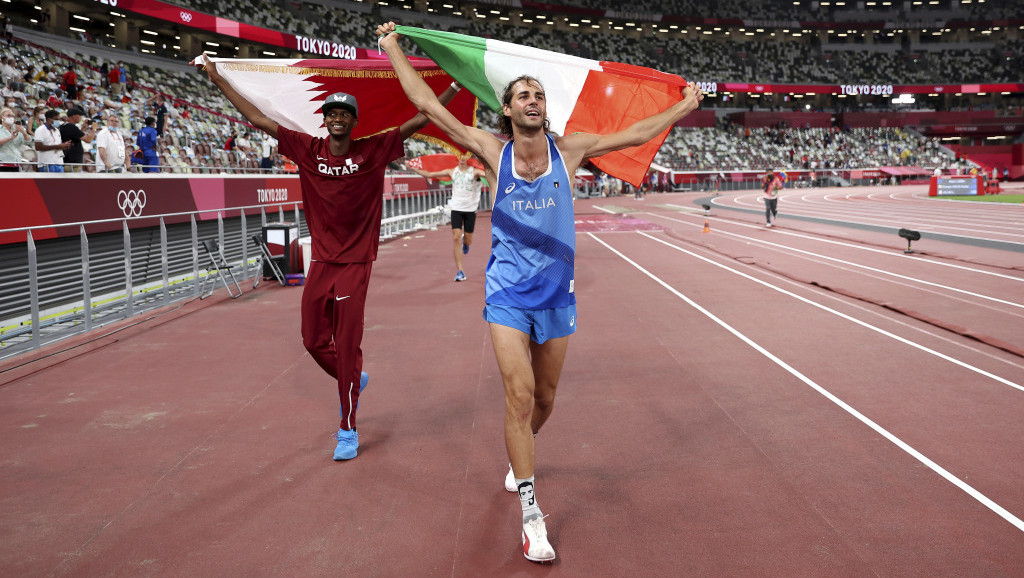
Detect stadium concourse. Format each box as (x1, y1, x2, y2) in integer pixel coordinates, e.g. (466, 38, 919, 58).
(1, 184, 1023, 576)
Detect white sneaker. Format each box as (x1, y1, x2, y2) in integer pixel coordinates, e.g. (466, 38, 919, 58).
(504, 464, 516, 492)
(766, 222, 773, 227)
(522, 516, 556, 562)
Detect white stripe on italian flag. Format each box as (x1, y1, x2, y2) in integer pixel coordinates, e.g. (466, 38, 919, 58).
(397, 26, 687, 186)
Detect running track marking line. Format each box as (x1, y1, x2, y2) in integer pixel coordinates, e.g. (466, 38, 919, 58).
(646, 213, 1024, 308)
(673, 207, 1024, 282)
(587, 231, 1024, 534)
(711, 197, 1024, 245)
(633, 229, 1024, 392)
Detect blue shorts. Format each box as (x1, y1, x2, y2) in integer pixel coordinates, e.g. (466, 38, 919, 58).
(483, 303, 577, 344)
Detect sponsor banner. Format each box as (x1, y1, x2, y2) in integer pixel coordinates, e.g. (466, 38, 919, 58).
(91, 0, 365, 59)
(0, 175, 304, 245)
(711, 82, 1024, 95)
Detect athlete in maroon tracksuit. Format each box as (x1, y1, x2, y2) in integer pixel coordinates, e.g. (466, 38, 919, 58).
(204, 59, 459, 460)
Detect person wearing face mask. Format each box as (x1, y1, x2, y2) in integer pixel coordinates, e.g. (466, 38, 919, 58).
(95, 113, 128, 173)
(33, 109, 70, 172)
(29, 106, 46, 133)
(59, 106, 96, 172)
(0, 107, 31, 172)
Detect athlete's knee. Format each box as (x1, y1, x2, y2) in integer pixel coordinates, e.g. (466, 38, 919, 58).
(301, 327, 330, 355)
(505, 386, 535, 421)
(533, 380, 558, 410)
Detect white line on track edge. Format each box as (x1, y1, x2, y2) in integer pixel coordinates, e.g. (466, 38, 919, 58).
(587, 231, 1024, 534)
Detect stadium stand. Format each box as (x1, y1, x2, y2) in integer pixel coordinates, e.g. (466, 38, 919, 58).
(0, 0, 1021, 176)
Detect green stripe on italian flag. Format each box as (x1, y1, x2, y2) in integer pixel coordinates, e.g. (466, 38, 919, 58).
(396, 26, 688, 187)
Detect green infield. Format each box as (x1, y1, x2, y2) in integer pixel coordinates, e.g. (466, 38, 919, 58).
(933, 194, 1024, 204)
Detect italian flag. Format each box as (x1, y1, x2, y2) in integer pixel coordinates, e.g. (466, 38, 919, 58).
(396, 25, 688, 186)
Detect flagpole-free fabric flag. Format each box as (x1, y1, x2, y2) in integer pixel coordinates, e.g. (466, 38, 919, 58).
(193, 54, 477, 151)
(395, 26, 687, 186)
(406, 153, 485, 174)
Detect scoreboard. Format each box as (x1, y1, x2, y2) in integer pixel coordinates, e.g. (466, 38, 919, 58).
(928, 175, 983, 196)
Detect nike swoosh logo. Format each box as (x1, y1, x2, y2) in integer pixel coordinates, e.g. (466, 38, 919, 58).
(317, 156, 328, 161)
(336, 295, 350, 301)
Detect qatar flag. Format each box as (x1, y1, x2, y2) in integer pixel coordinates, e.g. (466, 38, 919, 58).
(192, 54, 478, 151)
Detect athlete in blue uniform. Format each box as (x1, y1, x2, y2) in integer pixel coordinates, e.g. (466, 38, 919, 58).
(380, 22, 704, 563)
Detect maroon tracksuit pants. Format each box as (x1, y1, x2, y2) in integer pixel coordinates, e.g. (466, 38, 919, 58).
(301, 260, 372, 431)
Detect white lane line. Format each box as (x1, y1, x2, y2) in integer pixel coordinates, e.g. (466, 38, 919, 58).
(633, 229, 1024, 392)
(645, 211, 1024, 290)
(587, 231, 1024, 534)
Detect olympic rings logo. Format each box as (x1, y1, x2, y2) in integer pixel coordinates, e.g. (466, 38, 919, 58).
(118, 189, 147, 218)
(179, 11, 193, 23)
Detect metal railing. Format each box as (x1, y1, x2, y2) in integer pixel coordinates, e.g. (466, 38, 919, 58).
(1, 191, 453, 361)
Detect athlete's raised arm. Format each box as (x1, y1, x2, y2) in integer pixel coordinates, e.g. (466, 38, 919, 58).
(377, 22, 503, 168)
(202, 57, 279, 139)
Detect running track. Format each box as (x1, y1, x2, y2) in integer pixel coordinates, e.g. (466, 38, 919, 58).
(1, 185, 1022, 576)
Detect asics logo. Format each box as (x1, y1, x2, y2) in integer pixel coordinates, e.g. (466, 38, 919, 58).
(117, 189, 146, 218)
(504, 183, 516, 195)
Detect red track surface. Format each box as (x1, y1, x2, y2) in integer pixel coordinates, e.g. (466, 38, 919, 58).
(2, 187, 1023, 577)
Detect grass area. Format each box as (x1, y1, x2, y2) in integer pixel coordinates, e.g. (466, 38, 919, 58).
(935, 194, 1024, 204)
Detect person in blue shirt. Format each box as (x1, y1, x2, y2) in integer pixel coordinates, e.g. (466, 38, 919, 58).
(136, 116, 159, 173)
(380, 22, 704, 564)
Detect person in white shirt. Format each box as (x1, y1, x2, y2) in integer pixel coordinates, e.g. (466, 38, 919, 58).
(33, 109, 69, 172)
(0, 106, 31, 171)
(412, 155, 487, 281)
(234, 131, 253, 164)
(259, 134, 277, 170)
(95, 113, 128, 172)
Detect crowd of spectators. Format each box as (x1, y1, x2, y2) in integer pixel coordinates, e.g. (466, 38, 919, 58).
(1, 0, 1020, 175)
(0, 39, 291, 173)
(656, 122, 956, 174)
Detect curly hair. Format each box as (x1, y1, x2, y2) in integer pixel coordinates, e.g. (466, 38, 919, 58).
(498, 75, 550, 139)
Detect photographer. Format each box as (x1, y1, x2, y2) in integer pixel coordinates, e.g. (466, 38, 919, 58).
(60, 106, 97, 172)
(0, 106, 31, 172)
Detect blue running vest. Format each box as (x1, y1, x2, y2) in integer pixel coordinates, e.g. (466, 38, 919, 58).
(485, 134, 576, 309)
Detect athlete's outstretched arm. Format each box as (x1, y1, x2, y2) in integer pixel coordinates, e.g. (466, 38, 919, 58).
(561, 83, 704, 164)
(411, 167, 454, 180)
(378, 22, 501, 164)
(202, 58, 278, 138)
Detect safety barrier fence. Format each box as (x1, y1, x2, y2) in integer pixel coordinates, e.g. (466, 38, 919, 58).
(0, 189, 455, 361)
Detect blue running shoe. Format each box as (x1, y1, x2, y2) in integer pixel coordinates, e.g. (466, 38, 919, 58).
(344, 371, 370, 416)
(333, 428, 359, 460)
(462, 243, 469, 255)
(454, 270, 466, 282)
